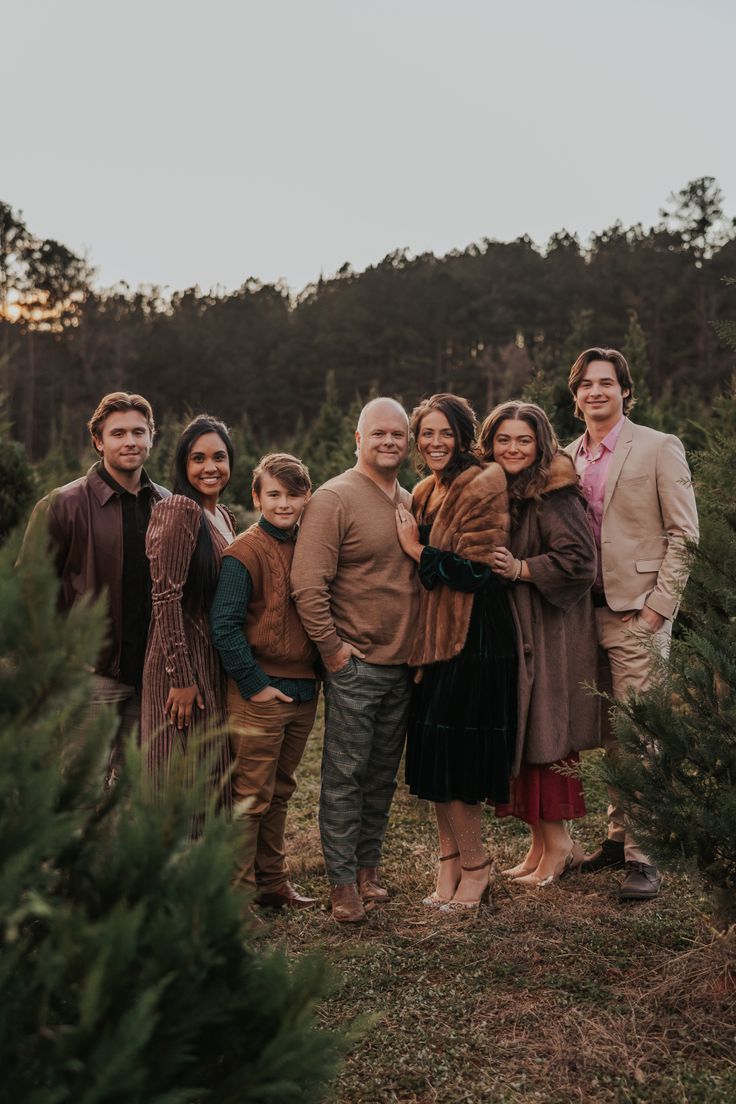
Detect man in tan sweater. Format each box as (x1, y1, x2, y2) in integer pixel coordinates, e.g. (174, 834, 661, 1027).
(291, 398, 420, 922)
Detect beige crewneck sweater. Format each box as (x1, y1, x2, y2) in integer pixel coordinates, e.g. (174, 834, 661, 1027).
(290, 468, 420, 665)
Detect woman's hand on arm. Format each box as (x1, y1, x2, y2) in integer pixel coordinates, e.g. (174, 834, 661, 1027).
(164, 685, 205, 730)
(395, 504, 423, 562)
(490, 546, 527, 582)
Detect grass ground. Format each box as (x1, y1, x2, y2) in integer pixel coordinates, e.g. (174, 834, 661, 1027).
(262, 704, 736, 1104)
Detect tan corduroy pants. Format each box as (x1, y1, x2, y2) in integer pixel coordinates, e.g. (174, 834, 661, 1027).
(228, 685, 318, 891)
(595, 606, 672, 865)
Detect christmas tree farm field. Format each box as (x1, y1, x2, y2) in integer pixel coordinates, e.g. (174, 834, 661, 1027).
(267, 704, 736, 1104)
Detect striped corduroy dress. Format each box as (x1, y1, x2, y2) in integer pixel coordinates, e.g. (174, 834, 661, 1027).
(141, 494, 234, 812)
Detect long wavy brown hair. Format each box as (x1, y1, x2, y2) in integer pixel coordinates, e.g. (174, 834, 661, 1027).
(478, 401, 559, 523)
(409, 393, 481, 485)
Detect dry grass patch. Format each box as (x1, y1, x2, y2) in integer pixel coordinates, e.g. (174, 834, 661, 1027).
(260, 705, 736, 1103)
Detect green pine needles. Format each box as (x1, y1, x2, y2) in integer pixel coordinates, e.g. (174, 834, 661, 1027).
(0, 522, 342, 1103)
(609, 383, 736, 929)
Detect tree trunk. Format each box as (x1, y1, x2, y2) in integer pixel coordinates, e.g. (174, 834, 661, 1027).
(24, 333, 35, 456)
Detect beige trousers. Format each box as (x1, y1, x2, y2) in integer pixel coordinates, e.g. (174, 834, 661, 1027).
(228, 685, 318, 891)
(595, 607, 672, 864)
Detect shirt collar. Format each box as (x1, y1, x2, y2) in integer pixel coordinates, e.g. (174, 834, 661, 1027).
(258, 515, 296, 542)
(97, 461, 153, 497)
(580, 416, 625, 460)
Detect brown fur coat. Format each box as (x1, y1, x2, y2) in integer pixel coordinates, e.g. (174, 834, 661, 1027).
(408, 462, 510, 666)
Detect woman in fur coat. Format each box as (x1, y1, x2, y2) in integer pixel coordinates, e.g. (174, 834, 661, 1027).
(395, 393, 518, 910)
(479, 401, 600, 886)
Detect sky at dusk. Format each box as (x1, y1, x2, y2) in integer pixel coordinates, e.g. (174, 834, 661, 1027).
(5, 0, 735, 294)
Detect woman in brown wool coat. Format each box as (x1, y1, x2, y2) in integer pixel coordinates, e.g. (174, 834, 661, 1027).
(479, 400, 601, 886)
(141, 414, 236, 815)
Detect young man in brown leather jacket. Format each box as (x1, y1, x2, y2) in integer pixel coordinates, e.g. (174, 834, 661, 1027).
(24, 392, 168, 783)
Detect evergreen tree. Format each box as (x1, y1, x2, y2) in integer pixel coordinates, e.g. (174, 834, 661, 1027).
(523, 310, 593, 443)
(298, 371, 363, 487)
(609, 379, 736, 929)
(33, 406, 87, 496)
(621, 310, 660, 429)
(0, 386, 34, 540)
(0, 522, 343, 1101)
(143, 409, 188, 488)
(224, 411, 262, 514)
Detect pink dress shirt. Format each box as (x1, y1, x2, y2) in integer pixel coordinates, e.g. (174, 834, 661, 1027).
(573, 417, 625, 592)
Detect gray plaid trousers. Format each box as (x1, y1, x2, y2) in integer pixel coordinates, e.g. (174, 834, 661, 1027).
(319, 657, 411, 884)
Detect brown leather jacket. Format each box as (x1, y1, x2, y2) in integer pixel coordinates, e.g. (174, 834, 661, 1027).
(25, 463, 169, 679)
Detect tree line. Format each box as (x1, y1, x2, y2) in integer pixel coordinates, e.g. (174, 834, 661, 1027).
(1, 176, 735, 473)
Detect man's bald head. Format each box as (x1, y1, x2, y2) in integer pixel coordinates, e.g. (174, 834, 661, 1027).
(354, 397, 409, 481)
(356, 397, 409, 436)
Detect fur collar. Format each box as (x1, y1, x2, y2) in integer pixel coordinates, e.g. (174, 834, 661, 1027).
(412, 461, 509, 570)
(408, 461, 510, 666)
(515, 452, 578, 500)
(412, 462, 507, 530)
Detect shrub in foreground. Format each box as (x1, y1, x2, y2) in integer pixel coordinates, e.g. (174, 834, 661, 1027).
(0, 522, 342, 1103)
(610, 386, 736, 929)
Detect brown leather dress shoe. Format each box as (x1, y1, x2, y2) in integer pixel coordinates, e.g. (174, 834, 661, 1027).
(331, 883, 366, 923)
(619, 862, 663, 901)
(357, 866, 390, 903)
(256, 882, 318, 910)
(579, 839, 626, 874)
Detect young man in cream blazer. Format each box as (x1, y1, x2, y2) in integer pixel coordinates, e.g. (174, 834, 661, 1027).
(565, 347, 698, 901)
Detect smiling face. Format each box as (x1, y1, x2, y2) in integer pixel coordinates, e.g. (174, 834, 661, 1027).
(576, 359, 630, 428)
(355, 400, 409, 479)
(491, 418, 538, 476)
(253, 472, 309, 531)
(417, 409, 457, 475)
(186, 431, 231, 507)
(93, 410, 152, 478)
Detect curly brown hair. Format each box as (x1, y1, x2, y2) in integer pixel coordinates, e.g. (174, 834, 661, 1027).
(478, 400, 559, 524)
(409, 392, 481, 485)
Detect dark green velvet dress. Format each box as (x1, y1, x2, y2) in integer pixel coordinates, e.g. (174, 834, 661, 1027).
(405, 524, 518, 805)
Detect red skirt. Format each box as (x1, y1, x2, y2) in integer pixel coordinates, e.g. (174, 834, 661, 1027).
(495, 755, 585, 825)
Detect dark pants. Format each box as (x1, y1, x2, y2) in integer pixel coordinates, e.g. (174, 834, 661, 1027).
(87, 674, 141, 788)
(319, 658, 410, 885)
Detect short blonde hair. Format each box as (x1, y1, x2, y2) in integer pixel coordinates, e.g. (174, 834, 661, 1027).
(87, 392, 155, 447)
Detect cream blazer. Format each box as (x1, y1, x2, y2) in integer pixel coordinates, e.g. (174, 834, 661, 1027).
(565, 418, 699, 620)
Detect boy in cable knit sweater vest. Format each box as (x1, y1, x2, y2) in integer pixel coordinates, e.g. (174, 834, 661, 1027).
(210, 453, 319, 909)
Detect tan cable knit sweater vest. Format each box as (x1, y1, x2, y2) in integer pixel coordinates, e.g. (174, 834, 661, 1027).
(224, 524, 318, 679)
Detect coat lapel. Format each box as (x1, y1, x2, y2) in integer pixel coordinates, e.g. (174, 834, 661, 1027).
(603, 418, 634, 517)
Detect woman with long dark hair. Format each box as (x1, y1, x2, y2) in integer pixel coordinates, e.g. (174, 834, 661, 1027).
(395, 394, 518, 910)
(479, 401, 599, 885)
(141, 414, 236, 809)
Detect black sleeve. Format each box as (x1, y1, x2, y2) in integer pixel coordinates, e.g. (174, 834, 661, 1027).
(419, 545, 502, 593)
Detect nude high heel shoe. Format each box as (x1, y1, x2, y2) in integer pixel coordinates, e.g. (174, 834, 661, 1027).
(439, 857, 492, 912)
(517, 842, 584, 888)
(422, 851, 461, 908)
